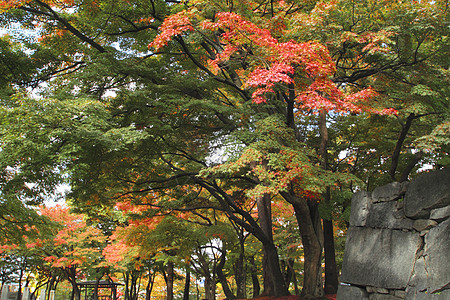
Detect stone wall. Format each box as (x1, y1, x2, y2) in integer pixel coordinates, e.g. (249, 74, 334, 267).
(337, 168, 450, 300)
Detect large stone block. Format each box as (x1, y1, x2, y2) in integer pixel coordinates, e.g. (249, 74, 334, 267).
(423, 218, 450, 293)
(340, 227, 421, 289)
(406, 288, 450, 300)
(408, 256, 428, 293)
(337, 284, 369, 300)
(368, 293, 402, 300)
(372, 182, 407, 203)
(430, 206, 450, 221)
(404, 169, 450, 219)
(350, 191, 371, 227)
(366, 201, 413, 230)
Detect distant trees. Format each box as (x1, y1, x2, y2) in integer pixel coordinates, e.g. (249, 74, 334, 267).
(0, 0, 448, 299)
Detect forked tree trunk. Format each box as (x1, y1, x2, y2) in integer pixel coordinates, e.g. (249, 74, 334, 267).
(145, 271, 155, 300)
(281, 192, 324, 299)
(257, 193, 290, 297)
(217, 247, 235, 300)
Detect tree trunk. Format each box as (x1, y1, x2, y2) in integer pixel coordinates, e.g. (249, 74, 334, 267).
(248, 256, 260, 298)
(196, 180, 289, 297)
(216, 248, 235, 300)
(319, 110, 339, 294)
(166, 262, 174, 300)
(323, 218, 338, 294)
(390, 113, 416, 180)
(256, 193, 275, 296)
(282, 192, 323, 299)
(183, 268, 190, 300)
(93, 278, 100, 300)
(204, 276, 216, 300)
(233, 252, 246, 299)
(145, 271, 155, 300)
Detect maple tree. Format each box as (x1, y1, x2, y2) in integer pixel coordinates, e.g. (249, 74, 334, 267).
(0, 0, 448, 299)
(34, 205, 110, 300)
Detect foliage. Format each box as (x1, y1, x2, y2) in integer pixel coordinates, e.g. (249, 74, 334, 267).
(0, 0, 448, 298)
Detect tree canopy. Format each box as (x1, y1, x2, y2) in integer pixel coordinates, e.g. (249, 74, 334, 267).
(0, 0, 448, 299)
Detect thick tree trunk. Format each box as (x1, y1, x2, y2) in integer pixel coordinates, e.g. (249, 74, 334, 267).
(256, 193, 291, 297)
(323, 218, 339, 294)
(166, 262, 174, 300)
(217, 248, 236, 300)
(234, 252, 246, 299)
(256, 193, 274, 295)
(319, 110, 339, 294)
(248, 256, 260, 298)
(282, 192, 323, 299)
(204, 276, 216, 300)
(183, 268, 190, 300)
(69, 282, 80, 300)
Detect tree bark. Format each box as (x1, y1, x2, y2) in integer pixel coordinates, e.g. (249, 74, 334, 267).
(183, 267, 191, 300)
(248, 256, 260, 298)
(281, 192, 323, 299)
(319, 110, 339, 294)
(194, 179, 289, 297)
(323, 218, 338, 294)
(256, 193, 275, 296)
(216, 249, 235, 300)
(145, 271, 155, 300)
(390, 113, 416, 180)
(166, 262, 174, 300)
(233, 250, 246, 298)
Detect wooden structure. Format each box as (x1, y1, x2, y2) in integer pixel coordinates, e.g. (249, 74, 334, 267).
(76, 281, 122, 300)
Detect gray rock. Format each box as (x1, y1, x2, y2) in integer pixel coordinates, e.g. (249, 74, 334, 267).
(337, 284, 369, 300)
(413, 219, 438, 232)
(372, 182, 405, 202)
(404, 169, 450, 219)
(392, 290, 407, 298)
(367, 286, 389, 294)
(406, 289, 450, 300)
(368, 294, 402, 300)
(340, 227, 421, 289)
(423, 218, 450, 293)
(350, 191, 372, 227)
(430, 206, 450, 221)
(366, 201, 413, 230)
(408, 256, 428, 293)
(436, 289, 450, 299)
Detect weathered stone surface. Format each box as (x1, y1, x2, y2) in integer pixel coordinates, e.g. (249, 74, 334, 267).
(408, 256, 428, 293)
(368, 293, 402, 300)
(423, 218, 450, 293)
(350, 191, 372, 227)
(340, 227, 421, 289)
(406, 288, 450, 300)
(404, 168, 450, 219)
(430, 206, 450, 221)
(413, 219, 438, 232)
(367, 286, 389, 294)
(366, 201, 413, 230)
(372, 182, 405, 202)
(337, 284, 369, 300)
(392, 290, 407, 298)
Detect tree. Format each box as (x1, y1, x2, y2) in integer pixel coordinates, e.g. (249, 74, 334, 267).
(1, 0, 447, 298)
(35, 206, 110, 300)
